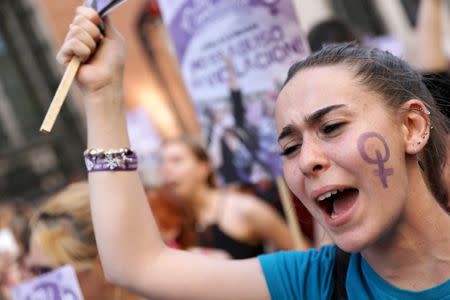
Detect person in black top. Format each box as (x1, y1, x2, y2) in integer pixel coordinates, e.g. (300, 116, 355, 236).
(159, 136, 310, 259)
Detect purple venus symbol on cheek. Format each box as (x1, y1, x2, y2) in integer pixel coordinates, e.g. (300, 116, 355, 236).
(357, 132, 393, 188)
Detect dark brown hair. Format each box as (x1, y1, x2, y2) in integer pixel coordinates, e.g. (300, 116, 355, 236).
(284, 43, 449, 208)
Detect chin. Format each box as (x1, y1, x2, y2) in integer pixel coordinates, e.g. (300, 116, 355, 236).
(334, 239, 366, 253)
(329, 227, 379, 253)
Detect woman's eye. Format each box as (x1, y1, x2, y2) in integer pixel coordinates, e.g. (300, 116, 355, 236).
(280, 144, 300, 157)
(321, 122, 345, 135)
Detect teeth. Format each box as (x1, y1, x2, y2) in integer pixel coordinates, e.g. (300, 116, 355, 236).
(331, 210, 338, 219)
(317, 190, 339, 201)
(318, 192, 331, 201)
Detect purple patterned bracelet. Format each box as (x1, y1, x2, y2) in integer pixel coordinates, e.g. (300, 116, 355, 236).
(83, 148, 138, 172)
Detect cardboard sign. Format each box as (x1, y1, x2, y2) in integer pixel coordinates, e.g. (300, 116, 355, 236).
(159, 0, 309, 183)
(13, 265, 84, 300)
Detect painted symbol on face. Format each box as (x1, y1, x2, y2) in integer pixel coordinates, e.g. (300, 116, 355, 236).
(357, 132, 393, 188)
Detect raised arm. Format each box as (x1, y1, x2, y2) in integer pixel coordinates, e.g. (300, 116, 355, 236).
(225, 57, 246, 128)
(58, 7, 269, 300)
(411, 0, 448, 72)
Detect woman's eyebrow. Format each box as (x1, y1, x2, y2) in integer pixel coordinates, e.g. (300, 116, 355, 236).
(278, 104, 348, 142)
(304, 104, 347, 126)
(278, 125, 296, 142)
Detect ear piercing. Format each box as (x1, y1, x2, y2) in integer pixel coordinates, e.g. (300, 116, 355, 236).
(411, 107, 431, 115)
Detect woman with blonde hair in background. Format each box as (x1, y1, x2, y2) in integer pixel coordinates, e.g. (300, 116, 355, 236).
(25, 182, 143, 300)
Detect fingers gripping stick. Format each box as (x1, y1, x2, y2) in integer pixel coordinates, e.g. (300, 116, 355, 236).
(40, 0, 127, 134)
(40, 57, 81, 133)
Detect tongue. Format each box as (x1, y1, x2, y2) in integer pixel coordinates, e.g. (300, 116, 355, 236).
(333, 190, 357, 215)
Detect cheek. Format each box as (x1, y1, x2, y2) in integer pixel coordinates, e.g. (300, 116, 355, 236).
(161, 161, 175, 176)
(179, 163, 197, 181)
(166, 161, 191, 180)
(283, 161, 321, 218)
(354, 131, 405, 190)
(283, 159, 305, 199)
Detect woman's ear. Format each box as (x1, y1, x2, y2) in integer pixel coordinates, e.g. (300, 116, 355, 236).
(400, 100, 431, 155)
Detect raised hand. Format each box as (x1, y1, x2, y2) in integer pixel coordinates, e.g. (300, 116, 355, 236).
(56, 6, 126, 93)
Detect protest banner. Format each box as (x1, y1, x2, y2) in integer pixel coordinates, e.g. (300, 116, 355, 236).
(159, 0, 309, 184)
(13, 265, 84, 300)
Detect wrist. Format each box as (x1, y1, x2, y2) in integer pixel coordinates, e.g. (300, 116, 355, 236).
(83, 74, 124, 98)
(84, 148, 138, 172)
(84, 85, 130, 149)
(84, 81, 124, 112)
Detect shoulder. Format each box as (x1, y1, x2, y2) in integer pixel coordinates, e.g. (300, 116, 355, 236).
(258, 245, 337, 300)
(222, 192, 282, 229)
(226, 193, 284, 229)
(225, 192, 272, 215)
(222, 191, 257, 212)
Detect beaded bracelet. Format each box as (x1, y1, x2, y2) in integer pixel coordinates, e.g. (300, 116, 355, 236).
(83, 148, 138, 172)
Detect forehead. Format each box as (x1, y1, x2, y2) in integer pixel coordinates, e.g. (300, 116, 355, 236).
(275, 65, 378, 130)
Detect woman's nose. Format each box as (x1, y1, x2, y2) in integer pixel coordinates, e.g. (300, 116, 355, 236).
(297, 139, 330, 177)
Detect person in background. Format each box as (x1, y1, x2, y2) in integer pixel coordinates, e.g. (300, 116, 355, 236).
(25, 182, 143, 300)
(147, 187, 232, 259)
(55, 6, 450, 300)
(160, 136, 309, 259)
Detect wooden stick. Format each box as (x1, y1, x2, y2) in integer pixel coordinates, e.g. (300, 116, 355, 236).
(40, 57, 81, 133)
(275, 177, 304, 249)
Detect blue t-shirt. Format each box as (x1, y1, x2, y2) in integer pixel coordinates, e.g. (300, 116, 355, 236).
(258, 245, 450, 299)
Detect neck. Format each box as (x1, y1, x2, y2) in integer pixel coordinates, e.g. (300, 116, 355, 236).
(362, 164, 450, 291)
(186, 185, 217, 217)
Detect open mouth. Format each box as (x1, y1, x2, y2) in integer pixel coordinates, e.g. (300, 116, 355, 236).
(317, 188, 359, 219)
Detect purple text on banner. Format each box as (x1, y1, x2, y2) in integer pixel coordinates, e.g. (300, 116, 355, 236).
(13, 265, 84, 300)
(158, 0, 309, 183)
